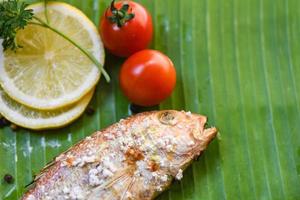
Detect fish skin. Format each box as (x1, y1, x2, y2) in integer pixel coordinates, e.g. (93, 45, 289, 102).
(22, 110, 217, 200)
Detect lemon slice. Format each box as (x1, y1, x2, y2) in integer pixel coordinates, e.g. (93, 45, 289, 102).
(0, 86, 94, 130)
(0, 2, 104, 110)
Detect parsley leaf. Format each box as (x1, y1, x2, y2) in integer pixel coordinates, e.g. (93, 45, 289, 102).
(0, 0, 34, 51)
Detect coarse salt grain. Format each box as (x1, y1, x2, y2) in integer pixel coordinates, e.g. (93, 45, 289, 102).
(161, 175, 168, 182)
(177, 124, 183, 129)
(102, 157, 117, 172)
(88, 168, 102, 186)
(125, 191, 132, 198)
(160, 157, 168, 168)
(187, 140, 195, 146)
(166, 144, 173, 152)
(69, 186, 84, 200)
(116, 131, 122, 136)
(156, 186, 163, 191)
(63, 187, 70, 194)
(175, 169, 183, 180)
(26, 194, 36, 200)
(102, 168, 114, 177)
(73, 155, 97, 167)
(151, 172, 158, 178)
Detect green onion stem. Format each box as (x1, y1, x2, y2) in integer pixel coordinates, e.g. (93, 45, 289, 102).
(44, 0, 49, 24)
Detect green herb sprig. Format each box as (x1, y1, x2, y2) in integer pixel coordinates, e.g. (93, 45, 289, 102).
(0, 0, 33, 51)
(0, 0, 110, 82)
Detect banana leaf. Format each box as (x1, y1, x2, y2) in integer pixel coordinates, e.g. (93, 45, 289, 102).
(1, 0, 300, 199)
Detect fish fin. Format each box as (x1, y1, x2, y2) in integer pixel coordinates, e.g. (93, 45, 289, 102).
(120, 177, 136, 200)
(88, 168, 132, 199)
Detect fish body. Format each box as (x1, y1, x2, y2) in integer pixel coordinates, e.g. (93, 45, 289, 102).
(22, 110, 217, 200)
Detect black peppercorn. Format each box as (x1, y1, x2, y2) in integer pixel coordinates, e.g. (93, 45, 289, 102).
(0, 118, 10, 127)
(3, 174, 14, 184)
(86, 107, 95, 116)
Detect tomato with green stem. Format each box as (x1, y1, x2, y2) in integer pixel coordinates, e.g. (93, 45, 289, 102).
(99, 0, 153, 57)
(120, 50, 176, 107)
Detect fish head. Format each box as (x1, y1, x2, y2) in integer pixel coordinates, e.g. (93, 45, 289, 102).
(155, 110, 218, 156)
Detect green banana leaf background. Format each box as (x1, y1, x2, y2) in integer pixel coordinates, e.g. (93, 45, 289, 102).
(1, 0, 300, 199)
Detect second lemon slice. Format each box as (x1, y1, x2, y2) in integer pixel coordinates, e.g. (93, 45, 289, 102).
(0, 2, 104, 110)
(0, 86, 94, 130)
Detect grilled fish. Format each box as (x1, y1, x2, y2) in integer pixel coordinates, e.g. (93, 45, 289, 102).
(22, 110, 217, 200)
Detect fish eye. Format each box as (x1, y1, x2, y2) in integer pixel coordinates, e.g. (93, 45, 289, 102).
(158, 111, 177, 125)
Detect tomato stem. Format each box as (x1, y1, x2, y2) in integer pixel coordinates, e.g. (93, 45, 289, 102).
(108, 0, 135, 28)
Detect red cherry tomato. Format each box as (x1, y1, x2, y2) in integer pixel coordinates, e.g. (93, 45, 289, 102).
(99, 0, 153, 57)
(120, 50, 176, 106)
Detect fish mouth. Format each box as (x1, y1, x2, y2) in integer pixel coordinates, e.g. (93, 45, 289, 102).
(194, 114, 208, 133)
(190, 118, 218, 158)
(192, 114, 218, 145)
